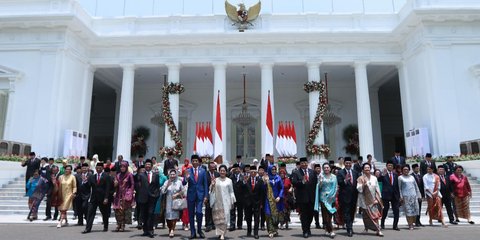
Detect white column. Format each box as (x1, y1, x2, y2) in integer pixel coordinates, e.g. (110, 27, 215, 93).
(80, 65, 95, 143)
(397, 63, 412, 133)
(261, 62, 274, 157)
(112, 89, 121, 158)
(354, 62, 375, 157)
(116, 64, 135, 161)
(164, 63, 181, 148)
(212, 63, 227, 163)
(307, 62, 325, 162)
(3, 77, 18, 140)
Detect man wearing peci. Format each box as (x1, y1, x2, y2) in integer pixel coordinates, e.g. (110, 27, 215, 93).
(380, 161, 401, 231)
(292, 157, 317, 238)
(82, 162, 111, 234)
(183, 155, 208, 239)
(136, 159, 161, 238)
(336, 157, 359, 237)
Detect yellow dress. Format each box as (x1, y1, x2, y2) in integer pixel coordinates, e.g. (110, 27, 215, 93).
(59, 174, 77, 211)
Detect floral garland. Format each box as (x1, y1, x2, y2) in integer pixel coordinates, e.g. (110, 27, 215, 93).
(159, 82, 184, 158)
(304, 81, 330, 157)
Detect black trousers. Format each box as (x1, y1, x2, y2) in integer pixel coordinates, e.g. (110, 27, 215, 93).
(75, 198, 88, 224)
(244, 203, 260, 235)
(141, 197, 158, 235)
(442, 197, 455, 222)
(260, 207, 266, 228)
(416, 198, 423, 224)
(381, 198, 399, 228)
(45, 192, 58, 219)
(314, 210, 320, 226)
(299, 202, 314, 234)
(205, 201, 214, 229)
(230, 202, 244, 228)
(85, 201, 111, 232)
(340, 200, 356, 232)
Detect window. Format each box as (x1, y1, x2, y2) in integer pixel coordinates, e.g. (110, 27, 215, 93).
(0, 90, 8, 139)
(233, 121, 258, 161)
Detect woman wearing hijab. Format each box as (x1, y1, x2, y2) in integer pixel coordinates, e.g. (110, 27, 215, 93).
(57, 165, 77, 228)
(113, 161, 135, 232)
(279, 168, 293, 230)
(210, 165, 236, 240)
(315, 163, 338, 238)
(162, 169, 185, 238)
(26, 169, 49, 221)
(263, 165, 284, 238)
(357, 163, 383, 237)
(154, 165, 168, 229)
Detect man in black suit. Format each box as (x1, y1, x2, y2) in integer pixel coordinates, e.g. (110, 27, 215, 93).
(44, 163, 60, 221)
(411, 164, 424, 226)
(137, 159, 161, 238)
(235, 155, 245, 170)
(74, 163, 91, 226)
(292, 157, 317, 238)
(134, 164, 145, 228)
(391, 150, 406, 167)
(420, 153, 437, 176)
(353, 156, 363, 174)
(114, 155, 128, 172)
(242, 168, 264, 239)
(312, 164, 322, 229)
(21, 152, 40, 194)
(135, 155, 145, 169)
(82, 162, 112, 233)
(261, 154, 275, 171)
(443, 156, 457, 177)
(438, 165, 457, 225)
(205, 161, 220, 232)
(337, 157, 359, 237)
(163, 152, 179, 176)
(380, 161, 401, 231)
(258, 165, 267, 231)
(229, 163, 244, 231)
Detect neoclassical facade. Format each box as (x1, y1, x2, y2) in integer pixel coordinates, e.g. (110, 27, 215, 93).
(1, 0, 480, 163)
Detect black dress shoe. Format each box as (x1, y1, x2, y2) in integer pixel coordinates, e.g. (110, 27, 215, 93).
(205, 227, 212, 232)
(189, 234, 197, 239)
(315, 224, 321, 229)
(197, 231, 205, 239)
(228, 227, 235, 232)
(347, 232, 353, 237)
(380, 224, 385, 230)
(137, 225, 143, 230)
(149, 234, 155, 238)
(303, 232, 309, 238)
(450, 221, 458, 225)
(247, 232, 252, 237)
(103, 228, 108, 232)
(254, 235, 259, 239)
(260, 227, 265, 231)
(43, 217, 51, 221)
(81, 230, 90, 234)
(141, 232, 150, 236)
(393, 227, 400, 231)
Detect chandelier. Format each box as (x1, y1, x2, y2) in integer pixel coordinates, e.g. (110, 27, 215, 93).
(233, 70, 255, 126)
(150, 112, 164, 127)
(323, 73, 342, 126)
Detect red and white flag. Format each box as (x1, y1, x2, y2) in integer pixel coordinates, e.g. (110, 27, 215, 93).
(285, 121, 292, 156)
(265, 91, 274, 155)
(193, 122, 198, 154)
(291, 121, 297, 156)
(214, 92, 223, 158)
(206, 122, 214, 157)
(199, 122, 206, 157)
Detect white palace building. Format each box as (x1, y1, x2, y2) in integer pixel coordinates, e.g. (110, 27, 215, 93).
(1, 0, 480, 163)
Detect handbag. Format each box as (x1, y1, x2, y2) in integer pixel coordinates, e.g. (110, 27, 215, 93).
(172, 198, 187, 210)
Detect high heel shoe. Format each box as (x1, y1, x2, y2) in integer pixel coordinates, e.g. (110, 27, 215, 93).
(377, 231, 384, 237)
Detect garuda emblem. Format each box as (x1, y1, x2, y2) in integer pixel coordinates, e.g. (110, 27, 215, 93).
(225, 0, 261, 31)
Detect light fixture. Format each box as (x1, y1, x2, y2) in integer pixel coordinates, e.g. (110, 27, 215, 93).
(323, 73, 341, 126)
(234, 68, 255, 126)
(150, 112, 164, 127)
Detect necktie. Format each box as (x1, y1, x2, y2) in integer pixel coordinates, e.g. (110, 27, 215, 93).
(349, 170, 353, 184)
(389, 172, 393, 185)
(304, 170, 309, 182)
(251, 177, 255, 189)
(194, 169, 198, 182)
(148, 172, 151, 184)
(427, 161, 430, 167)
(441, 175, 446, 185)
(97, 174, 100, 184)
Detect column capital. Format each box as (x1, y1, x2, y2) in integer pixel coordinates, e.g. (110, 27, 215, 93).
(353, 61, 370, 69)
(212, 62, 227, 70)
(395, 62, 404, 70)
(166, 62, 181, 70)
(260, 61, 274, 69)
(306, 61, 322, 69)
(120, 64, 136, 71)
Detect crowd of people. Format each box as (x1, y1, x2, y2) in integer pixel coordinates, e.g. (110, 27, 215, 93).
(20, 151, 475, 239)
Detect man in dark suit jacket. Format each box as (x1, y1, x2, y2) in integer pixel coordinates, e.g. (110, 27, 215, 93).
(205, 161, 220, 232)
(74, 163, 91, 226)
(44, 163, 60, 221)
(228, 163, 243, 231)
(411, 164, 424, 226)
(163, 152, 179, 176)
(136, 160, 161, 238)
(380, 161, 401, 230)
(241, 168, 265, 239)
(391, 150, 406, 167)
(21, 152, 40, 194)
(82, 162, 112, 233)
(438, 165, 457, 224)
(420, 153, 437, 176)
(292, 157, 317, 238)
(443, 156, 457, 177)
(183, 155, 208, 239)
(337, 157, 359, 237)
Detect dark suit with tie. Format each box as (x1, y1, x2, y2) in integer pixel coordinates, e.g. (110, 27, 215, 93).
(45, 169, 59, 219)
(337, 168, 359, 233)
(292, 168, 317, 235)
(230, 173, 245, 229)
(411, 172, 424, 225)
(22, 157, 40, 193)
(183, 167, 208, 237)
(380, 171, 400, 229)
(420, 160, 437, 176)
(242, 176, 265, 236)
(74, 172, 91, 225)
(205, 170, 220, 230)
(163, 158, 179, 176)
(137, 171, 160, 236)
(85, 172, 112, 232)
(391, 156, 406, 167)
(439, 174, 455, 222)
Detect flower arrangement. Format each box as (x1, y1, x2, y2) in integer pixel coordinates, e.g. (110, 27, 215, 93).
(304, 80, 330, 157)
(343, 124, 359, 156)
(159, 82, 184, 158)
(0, 154, 27, 162)
(406, 153, 480, 163)
(277, 156, 298, 164)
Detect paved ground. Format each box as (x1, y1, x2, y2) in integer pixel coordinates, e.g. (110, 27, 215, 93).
(0, 221, 478, 240)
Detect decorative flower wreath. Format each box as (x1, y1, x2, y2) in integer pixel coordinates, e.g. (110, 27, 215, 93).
(277, 156, 298, 164)
(159, 82, 185, 158)
(304, 81, 330, 157)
